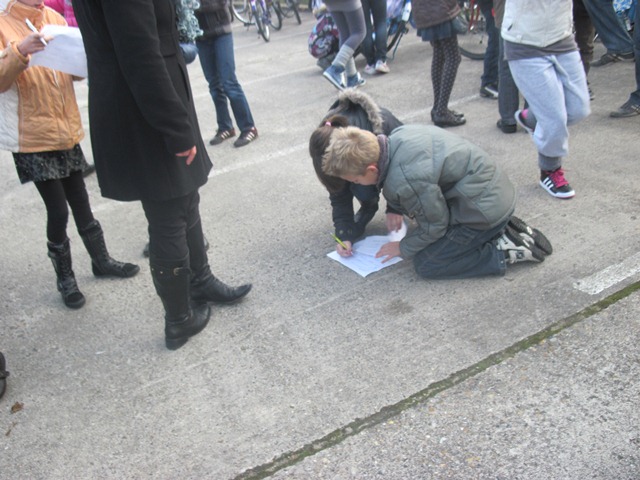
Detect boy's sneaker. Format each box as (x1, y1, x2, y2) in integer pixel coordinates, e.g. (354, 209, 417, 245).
(375, 60, 390, 74)
(364, 64, 376, 75)
(346, 72, 366, 88)
(540, 168, 575, 199)
(496, 226, 545, 264)
(507, 215, 553, 255)
(479, 83, 498, 99)
(496, 119, 517, 134)
(514, 109, 535, 135)
(233, 127, 258, 148)
(323, 65, 345, 90)
(209, 128, 236, 145)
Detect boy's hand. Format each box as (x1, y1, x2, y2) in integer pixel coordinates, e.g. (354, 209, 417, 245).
(376, 241, 401, 263)
(336, 240, 353, 257)
(385, 213, 404, 233)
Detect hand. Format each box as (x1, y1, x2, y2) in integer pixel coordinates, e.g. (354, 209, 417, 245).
(176, 145, 197, 165)
(385, 212, 404, 233)
(17, 33, 49, 57)
(336, 240, 353, 257)
(375, 241, 401, 263)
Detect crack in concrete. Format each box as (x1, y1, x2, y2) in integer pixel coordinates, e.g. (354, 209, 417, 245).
(233, 280, 640, 480)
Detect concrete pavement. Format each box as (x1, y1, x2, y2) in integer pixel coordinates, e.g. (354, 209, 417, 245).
(1, 11, 639, 479)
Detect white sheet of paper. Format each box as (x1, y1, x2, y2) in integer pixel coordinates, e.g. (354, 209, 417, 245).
(327, 222, 407, 277)
(29, 25, 87, 78)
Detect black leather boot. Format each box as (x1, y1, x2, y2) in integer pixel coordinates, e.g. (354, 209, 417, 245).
(79, 220, 140, 278)
(187, 220, 252, 305)
(48, 239, 86, 309)
(150, 255, 211, 350)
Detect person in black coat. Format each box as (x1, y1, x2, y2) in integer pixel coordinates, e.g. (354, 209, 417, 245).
(72, 0, 251, 350)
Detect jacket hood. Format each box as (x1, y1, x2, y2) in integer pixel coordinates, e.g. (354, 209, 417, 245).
(325, 88, 385, 134)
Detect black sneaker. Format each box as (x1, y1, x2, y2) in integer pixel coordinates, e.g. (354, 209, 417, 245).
(496, 225, 545, 264)
(540, 168, 575, 199)
(209, 128, 236, 146)
(508, 215, 553, 255)
(591, 51, 634, 67)
(610, 100, 640, 118)
(480, 83, 499, 99)
(233, 127, 258, 148)
(514, 109, 535, 135)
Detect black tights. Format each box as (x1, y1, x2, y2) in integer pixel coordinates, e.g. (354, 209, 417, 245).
(431, 36, 461, 115)
(34, 170, 95, 244)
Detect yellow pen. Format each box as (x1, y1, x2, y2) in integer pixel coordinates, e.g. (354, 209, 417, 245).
(331, 233, 349, 250)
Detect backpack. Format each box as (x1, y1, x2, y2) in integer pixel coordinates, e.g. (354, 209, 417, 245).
(308, 11, 339, 59)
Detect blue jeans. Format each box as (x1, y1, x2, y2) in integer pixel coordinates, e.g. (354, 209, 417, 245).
(196, 33, 255, 133)
(498, 37, 519, 124)
(509, 51, 590, 171)
(582, 0, 633, 54)
(413, 220, 509, 279)
(478, 0, 499, 87)
(361, 0, 388, 65)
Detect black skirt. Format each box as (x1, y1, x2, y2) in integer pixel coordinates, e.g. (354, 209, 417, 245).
(13, 144, 89, 184)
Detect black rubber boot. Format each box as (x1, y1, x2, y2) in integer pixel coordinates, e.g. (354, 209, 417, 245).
(79, 220, 140, 278)
(150, 254, 211, 350)
(47, 239, 86, 309)
(187, 220, 252, 305)
(0, 352, 8, 400)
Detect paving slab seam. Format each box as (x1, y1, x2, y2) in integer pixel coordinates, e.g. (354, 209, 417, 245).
(233, 280, 640, 480)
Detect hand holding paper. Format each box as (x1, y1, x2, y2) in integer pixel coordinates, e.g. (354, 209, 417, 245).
(29, 25, 87, 78)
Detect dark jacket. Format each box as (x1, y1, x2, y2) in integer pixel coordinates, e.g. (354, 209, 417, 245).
(196, 0, 232, 38)
(72, 0, 211, 201)
(412, 0, 460, 30)
(320, 90, 403, 242)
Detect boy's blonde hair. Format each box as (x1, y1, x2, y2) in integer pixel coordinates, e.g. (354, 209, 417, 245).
(322, 126, 379, 178)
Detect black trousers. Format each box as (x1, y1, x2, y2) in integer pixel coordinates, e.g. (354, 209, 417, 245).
(141, 190, 207, 267)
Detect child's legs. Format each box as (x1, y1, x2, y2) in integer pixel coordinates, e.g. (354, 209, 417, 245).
(370, 0, 388, 61)
(360, 0, 376, 65)
(34, 178, 71, 244)
(432, 37, 461, 114)
(509, 56, 570, 167)
(197, 37, 233, 131)
(331, 9, 366, 74)
(498, 37, 520, 123)
(413, 222, 507, 280)
(214, 33, 255, 132)
(61, 170, 95, 232)
(556, 51, 590, 126)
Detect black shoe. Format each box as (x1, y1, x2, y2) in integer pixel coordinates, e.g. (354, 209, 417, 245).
(0, 352, 9, 400)
(47, 239, 86, 309)
(496, 226, 545, 264)
(432, 111, 466, 128)
(79, 220, 140, 278)
(508, 215, 553, 255)
(479, 83, 499, 99)
(191, 268, 252, 305)
(233, 127, 258, 147)
(610, 100, 640, 118)
(591, 51, 634, 67)
(209, 128, 236, 146)
(496, 119, 517, 134)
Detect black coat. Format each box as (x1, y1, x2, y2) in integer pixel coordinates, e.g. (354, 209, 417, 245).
(72, 0, 212, 201)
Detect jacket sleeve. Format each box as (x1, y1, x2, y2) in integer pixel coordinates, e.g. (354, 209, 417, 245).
(329, 184, 359, 242)
(0, 43, 29, 93)
(100, 0, 196, 154)
(397, 179, 450, 258)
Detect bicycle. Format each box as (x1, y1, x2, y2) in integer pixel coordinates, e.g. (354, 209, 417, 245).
(275, 0, 301, 25)
(232, 0, 282, 42)
(386, 0, 413, 60)
(456, 0, 488, 60)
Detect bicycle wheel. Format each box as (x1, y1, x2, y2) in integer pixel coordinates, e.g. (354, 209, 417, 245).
(457, 1, 487, 60)
(280, 0, 301, 24)
(255, 1, 270, 41)
(269, 1, 283, 30)
(232, 0, 252, 24)
(387, 18, 407, 53)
